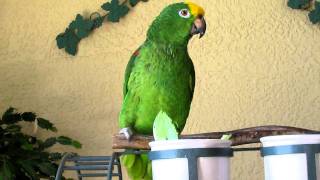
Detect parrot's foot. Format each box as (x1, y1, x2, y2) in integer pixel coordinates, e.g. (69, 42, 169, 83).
(119, 127, 133, 140)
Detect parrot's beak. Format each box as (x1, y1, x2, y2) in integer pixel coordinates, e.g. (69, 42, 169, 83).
(190, 16, 206, 38)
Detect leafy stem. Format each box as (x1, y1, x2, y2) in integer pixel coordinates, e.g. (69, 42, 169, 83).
(56, 0, 148, 56)
(0, 107, 81, 179)
(287, 0, 320, 24)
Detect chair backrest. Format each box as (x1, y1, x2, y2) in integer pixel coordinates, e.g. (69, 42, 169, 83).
(55, 152, 122, 180)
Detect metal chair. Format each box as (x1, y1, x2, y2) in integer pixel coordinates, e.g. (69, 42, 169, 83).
(55, 152, 122, 180)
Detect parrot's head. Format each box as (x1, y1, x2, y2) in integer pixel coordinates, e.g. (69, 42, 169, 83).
(147, 1, 206, 46)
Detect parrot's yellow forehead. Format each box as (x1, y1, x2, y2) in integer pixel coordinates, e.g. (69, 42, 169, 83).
(185, 1, 205, 17)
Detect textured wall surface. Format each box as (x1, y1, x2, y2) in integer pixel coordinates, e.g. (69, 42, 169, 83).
(0, 0, 320, 179)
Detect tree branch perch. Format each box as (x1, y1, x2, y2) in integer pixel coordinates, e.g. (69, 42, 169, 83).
(112, 125, 320, 150)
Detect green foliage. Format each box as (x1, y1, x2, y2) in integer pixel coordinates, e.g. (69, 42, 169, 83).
(129, 0, 139, 7)
(0, 107, 81, 180)
(287, 0, 320, 24)
(70, 14, 95, 38)
(56, 0, 149, 56)
(153, 111, 178, 141)
(102, 0, 130, 22)
(287, 0, 310, 9)
(221, 134, 232, 140)
(56, 28, 80, 56)
(37, 118, 57, 132)
(309, 2, 320, 24)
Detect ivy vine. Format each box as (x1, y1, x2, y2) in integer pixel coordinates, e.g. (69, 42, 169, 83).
(56, 0, 148, 56)
(288, 0, 320, 24)
(56, 0, 319, 56)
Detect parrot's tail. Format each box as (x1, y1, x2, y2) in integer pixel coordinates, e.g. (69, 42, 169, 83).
(120, 153, 152, 180)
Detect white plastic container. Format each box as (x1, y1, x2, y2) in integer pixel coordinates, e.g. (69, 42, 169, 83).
(260, 135, 320, 180)
(149, 139, 232, 180)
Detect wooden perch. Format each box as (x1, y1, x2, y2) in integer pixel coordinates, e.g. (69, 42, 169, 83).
(112, 125, 320, 150)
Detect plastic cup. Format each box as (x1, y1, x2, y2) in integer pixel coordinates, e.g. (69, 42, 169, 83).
(149, 139, 232, 180)
(261, 134, 320, 180)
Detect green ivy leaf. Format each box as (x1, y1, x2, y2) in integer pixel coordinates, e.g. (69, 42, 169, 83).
(56, 33, 65, 49)
(21, 112, 36, 122)
(92, 16, 104, 28)
(287, 0, 310, 9)
(129, 0, 139, 7)
(69, 14, 94, 38)
(101, 0, 130, 22)
(56, 28, 80, 56)
(309, 2, 320, 24)
(37, 118, 57, 132)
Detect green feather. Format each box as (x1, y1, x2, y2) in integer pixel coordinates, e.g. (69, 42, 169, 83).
(120, 154, 136, 168)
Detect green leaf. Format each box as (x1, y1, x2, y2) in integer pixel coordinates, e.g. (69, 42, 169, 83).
(309, 2, 320, 24)
(287, 0, 310, 9)
(21, 112, 36, 122)
(56, 136, 82, 149)
(40, 137, 57, 149)
(92, 16, 104, 28)
(5, 124, 21, 133)
(129, 0, 139, 7)
(71, 140, 82, 149)
(56, 136, 72, 145)
(56, 33, 65, 49)
(21, 143, 33, 151)
(1, 107, 21, 124)
(49, 152, 62, 161)
(1, 107, 14, 120)
(153, 111, 178, 141)
(56, 28, 80, 56)
(0, 158, 14, 180)
(37, 118, 57, 132)
(221, 134, 232, 140)
(101, 0, 130, 22)
(37, 162, 57, 176)
(69, 14, 94, 38)
(18, 161, 39, 180)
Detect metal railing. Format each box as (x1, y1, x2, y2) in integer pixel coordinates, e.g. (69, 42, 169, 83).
(55, 152, 122, 180)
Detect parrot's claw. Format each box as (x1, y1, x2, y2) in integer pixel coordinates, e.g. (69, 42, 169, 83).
(119, 127, 133, 140)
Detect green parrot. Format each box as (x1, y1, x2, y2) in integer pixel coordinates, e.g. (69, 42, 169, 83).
(119, 2, 206, 179)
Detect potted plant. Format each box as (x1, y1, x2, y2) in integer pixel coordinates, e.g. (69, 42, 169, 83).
(0, 107, 81, 180)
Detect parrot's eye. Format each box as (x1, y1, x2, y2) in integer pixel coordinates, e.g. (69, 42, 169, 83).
(178, 9, 190, 18)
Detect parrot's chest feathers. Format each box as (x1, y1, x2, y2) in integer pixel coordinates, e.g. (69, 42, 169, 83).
(136, 49, 190, 95)
(128, 43, 193, 102)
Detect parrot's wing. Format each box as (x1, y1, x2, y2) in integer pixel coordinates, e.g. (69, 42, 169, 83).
(123, 47, 140, 98)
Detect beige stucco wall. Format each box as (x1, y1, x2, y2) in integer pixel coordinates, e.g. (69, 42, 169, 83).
(1, 0, 320, 179)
